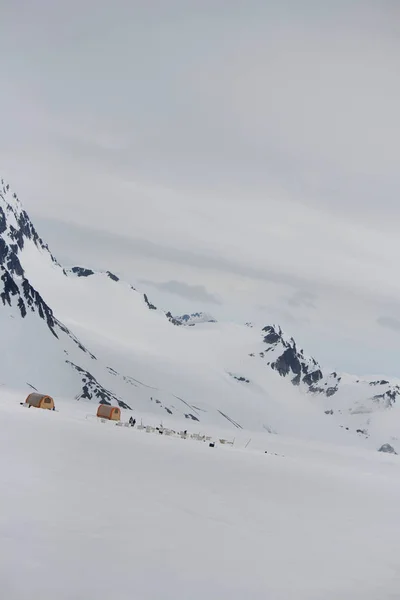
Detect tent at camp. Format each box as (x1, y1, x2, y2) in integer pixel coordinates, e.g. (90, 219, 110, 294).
(25, 393, 55, 410)
(96, 405, 121, 421)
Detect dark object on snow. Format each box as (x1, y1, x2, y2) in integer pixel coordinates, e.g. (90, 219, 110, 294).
(209, 442, 215, 448)
(129, 416, 136, 427)
(378, 443, 398, 455)
(71, 266, 94, 277)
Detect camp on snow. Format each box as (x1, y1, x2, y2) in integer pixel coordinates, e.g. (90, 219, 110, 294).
(25, 393, 55, 410)
(96, 405, 121, 421)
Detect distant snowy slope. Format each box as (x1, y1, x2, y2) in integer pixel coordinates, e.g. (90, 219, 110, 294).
(254, 323, 400, 439)
(174, 312, 217, 325)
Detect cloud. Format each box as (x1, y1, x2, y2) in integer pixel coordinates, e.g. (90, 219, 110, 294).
(33, 217, 320, 292)
(139, 279, 221, 305)
(286, 290, 317, 309)
(2, 1, 400, 375)
(377, 316, 400, 333)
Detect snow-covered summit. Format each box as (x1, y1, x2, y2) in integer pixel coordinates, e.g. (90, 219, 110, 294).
(248, 323, 400, 441)
(257, 324, 400, 409)
(173, 312, 217, 326)
(257, 324, 341, 396)
(0, 179, 59, 275)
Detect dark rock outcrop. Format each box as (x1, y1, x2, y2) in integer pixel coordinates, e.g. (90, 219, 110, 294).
(262, 325, 281, 345)
(260, 324, 340, 399)
(107, 271, 119, 282)
(67, 362, 131, 409)
(71, 266, 94, 277)
(144, 293, 157, 310)
(378, 443, 397, 455)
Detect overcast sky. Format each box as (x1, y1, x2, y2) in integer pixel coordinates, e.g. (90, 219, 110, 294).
(1, 0, 400, 376)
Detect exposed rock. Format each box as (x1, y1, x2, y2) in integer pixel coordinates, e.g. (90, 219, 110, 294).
(372, 391, 398, 409)
(378, 443, 397, 455)
(326, 386, 339, 397)
(262, 325, 281, 345)
(143, 293, 157, 310)
(1, 267, 19, 307)
(356, 429, 368, 437)
(106, 271, 119, 282)
(71, 266, 94, 277)
(185, 413, 200, 421)
(166, 311, 182, 326)
(230, 374, 250, 384)
(291, 373, 301, 386)
(303, 369, 323, 387)
(271, 347, 302, 378)
(67, 361, 131, 409)
(0, 206, 7, 234)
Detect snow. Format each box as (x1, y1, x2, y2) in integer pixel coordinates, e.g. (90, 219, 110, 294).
(1, 394, 400, 599)
(1, 232, 364, 444)
(3, 180, 400, 597)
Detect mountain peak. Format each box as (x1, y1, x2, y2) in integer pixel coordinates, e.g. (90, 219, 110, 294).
(173, 312, 217, 326)
(0, 179, 60, 275)
(258, 323, 339, 395)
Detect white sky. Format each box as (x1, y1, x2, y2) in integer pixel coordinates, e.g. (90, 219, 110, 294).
(1, 0, 400, 375)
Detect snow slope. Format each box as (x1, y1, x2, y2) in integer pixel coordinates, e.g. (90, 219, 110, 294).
(3, 176, 400, 598)
(0, 178, 354, 445)
(2, 176, 400, 449)
(1, 394, 400, 600)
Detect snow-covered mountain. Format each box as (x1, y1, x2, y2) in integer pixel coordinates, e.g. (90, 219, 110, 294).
(173, 312, 217, 326)
(256, 324, 400, 427)
(2, 177, 400, 449)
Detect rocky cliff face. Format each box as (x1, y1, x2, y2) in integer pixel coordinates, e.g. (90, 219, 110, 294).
(257, 325, 341, 397)
(255, 324, 400, 410)
(0, 180, 132, 407)
(1, 181, 62, 336)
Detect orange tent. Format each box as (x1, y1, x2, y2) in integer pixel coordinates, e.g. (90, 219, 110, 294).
(25, 393, 55, 410)
(97, 405, 121, 421)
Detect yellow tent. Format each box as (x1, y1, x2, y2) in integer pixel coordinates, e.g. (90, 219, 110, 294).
(25, 393, 55, 410)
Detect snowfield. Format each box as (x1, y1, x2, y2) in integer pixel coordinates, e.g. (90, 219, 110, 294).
(1, 394, 400, 600)
(3, 178, 400, 598)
